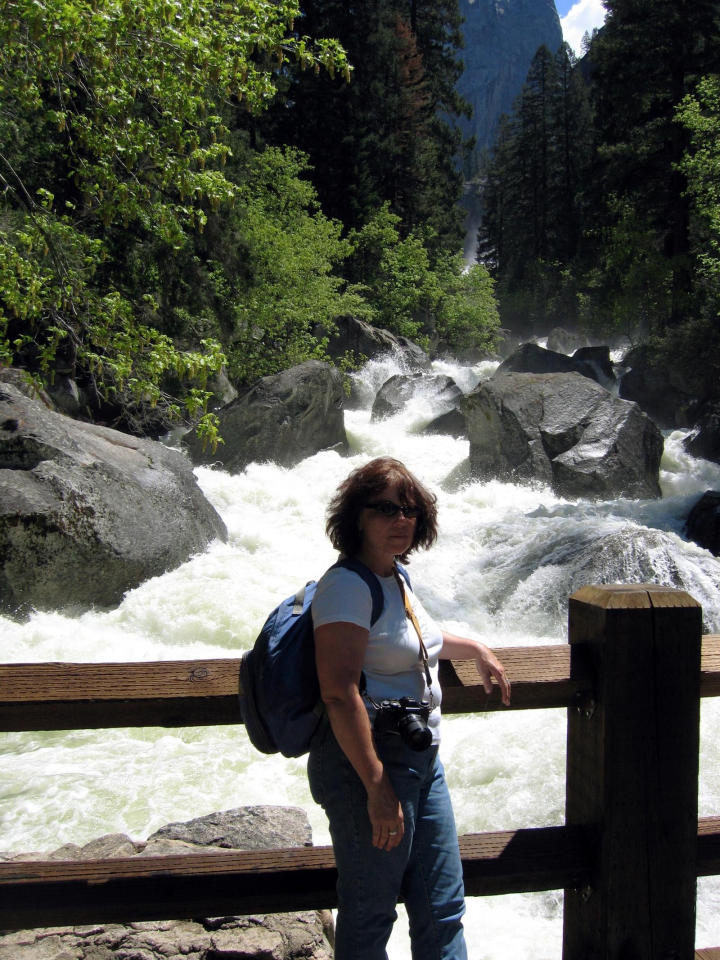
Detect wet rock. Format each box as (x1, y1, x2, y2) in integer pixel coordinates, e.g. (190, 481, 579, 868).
(371, 374, 461, 422)
(184, 360, 347, 472)
(496, 342, 607, 386)
(684, 402, 720, 464)
(0, 807, 334, 960)
(572, 346, 616, 389)
(685, 491, 720, 556)
(462, 371, 664, 499)
(0, 368, 227, 618)
(422, 408, 467, 438)
(320, 315, 430, 371)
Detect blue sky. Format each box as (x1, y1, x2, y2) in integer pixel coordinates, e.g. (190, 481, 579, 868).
(557, 0, 608, 55)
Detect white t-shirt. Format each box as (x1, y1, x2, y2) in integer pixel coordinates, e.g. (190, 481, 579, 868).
(311, 565, 443, 743)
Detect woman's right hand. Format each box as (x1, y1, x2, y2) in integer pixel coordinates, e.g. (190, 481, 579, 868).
(367, 772, 404, 850)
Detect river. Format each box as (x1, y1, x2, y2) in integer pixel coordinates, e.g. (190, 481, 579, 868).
(2, 353, 720, 957)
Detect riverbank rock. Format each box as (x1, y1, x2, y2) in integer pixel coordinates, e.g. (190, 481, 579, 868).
(462, 371, 664, 499)
(371, 373, 462, 422)
(0, 369, 227, 618)
(685, 491, 720, 556)
(0, 806, 334, 960)
(320, 315, 431, 370)
(184, 360, 347, 472)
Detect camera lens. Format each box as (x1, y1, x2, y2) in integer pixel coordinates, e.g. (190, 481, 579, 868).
(397, 714, 432, 751)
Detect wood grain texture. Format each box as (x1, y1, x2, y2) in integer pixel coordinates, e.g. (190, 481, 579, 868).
(1, 635, 718, 730)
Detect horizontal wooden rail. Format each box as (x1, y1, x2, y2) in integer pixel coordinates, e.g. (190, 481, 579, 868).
(1, 817, 717, 932)
(1, 635, 719, 732)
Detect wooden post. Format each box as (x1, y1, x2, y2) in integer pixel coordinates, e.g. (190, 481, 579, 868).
(563, 584, 702, 960)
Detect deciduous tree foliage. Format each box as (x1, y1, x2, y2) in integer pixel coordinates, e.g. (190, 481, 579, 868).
(2, 0, 500, 441)
(0, 0, 350, 439)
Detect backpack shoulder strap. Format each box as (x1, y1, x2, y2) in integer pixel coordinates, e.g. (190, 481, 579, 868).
(332, 557, 384, 625)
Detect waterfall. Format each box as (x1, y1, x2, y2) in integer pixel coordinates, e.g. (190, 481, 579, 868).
(3, 354, 720, 957)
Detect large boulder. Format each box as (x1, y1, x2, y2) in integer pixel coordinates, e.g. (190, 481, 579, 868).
(461, 372, 664, 499)
(0, 806, 334, 960)
(618, 344, 700, 428)
(185, 360, 347, 472)
(320, 315, 430, 371)
(370, 374, 462, 422)
(0, 370, 227, 618)
(496, 342, 609, 386)
(685, 491, 720, 556)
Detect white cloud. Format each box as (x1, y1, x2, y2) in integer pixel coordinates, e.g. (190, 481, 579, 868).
(560, 0, 608, 57)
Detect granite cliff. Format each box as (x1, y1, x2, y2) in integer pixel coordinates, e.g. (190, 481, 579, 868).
(458, 0, 563, 162)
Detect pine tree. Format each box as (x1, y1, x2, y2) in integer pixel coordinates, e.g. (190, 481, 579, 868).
(477, 44, 593, 329)
(260, 0, 469, 254)
(588, 0, 720, 327)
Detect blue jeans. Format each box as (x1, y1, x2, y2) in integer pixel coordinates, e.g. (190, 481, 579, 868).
(307, 721, 467, 960)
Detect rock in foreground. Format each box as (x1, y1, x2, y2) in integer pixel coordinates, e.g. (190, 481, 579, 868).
(0, 370, 227, 618)
(0, 806, 333, 960)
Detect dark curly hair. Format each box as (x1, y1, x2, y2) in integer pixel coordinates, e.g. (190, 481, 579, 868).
(326, 457, 438, 563)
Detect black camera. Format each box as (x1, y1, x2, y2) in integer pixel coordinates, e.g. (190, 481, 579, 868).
(374, 696, 432, 751)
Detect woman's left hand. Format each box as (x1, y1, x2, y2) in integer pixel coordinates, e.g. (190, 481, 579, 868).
(474, 644, 511, 706)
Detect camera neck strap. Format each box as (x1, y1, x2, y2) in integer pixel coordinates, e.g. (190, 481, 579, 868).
(393, 567, 435, 705)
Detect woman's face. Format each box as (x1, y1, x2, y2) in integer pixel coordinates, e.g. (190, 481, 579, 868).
(358, 482, 419, 561)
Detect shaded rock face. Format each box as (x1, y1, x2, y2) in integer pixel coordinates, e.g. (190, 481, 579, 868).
(0, 370, 227, 618)
(496, 342, 614, 388)
(422, 408, 468, 438)
(370, 374, 462, 422)
(461, 372, 664, 499)
(321, 315, 430, 371)
(684, 402, 720, 464)
(185, 360, 347, 473)
(618, 345, 700, 429)
(685, 491, 720, 556)
(457, 0, 563, 160)
(572, 346, 616, 389)
(0, 806, 334, 960)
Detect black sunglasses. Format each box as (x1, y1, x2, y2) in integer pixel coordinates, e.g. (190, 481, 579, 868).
(366, 499, 422, 519)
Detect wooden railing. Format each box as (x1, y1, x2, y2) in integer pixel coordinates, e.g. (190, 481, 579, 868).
(2, 583, 720, 959)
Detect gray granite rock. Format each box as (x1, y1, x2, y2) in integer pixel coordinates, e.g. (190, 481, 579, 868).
(0, 369, 227, 618)
(0, 807, 334, 960)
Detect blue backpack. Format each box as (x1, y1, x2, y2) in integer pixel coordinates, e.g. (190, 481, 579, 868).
(239, 558, 409, 758)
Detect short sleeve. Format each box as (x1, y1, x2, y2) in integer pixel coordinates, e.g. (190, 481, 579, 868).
(311, 566, 373, 630)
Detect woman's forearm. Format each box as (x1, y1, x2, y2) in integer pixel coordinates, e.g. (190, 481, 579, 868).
(323, 691, 384, 792)
(440, 630, 485, 659)
(440, 630, 512, 706)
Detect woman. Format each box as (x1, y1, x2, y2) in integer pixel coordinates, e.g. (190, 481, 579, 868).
(309, 457, 511, 960)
